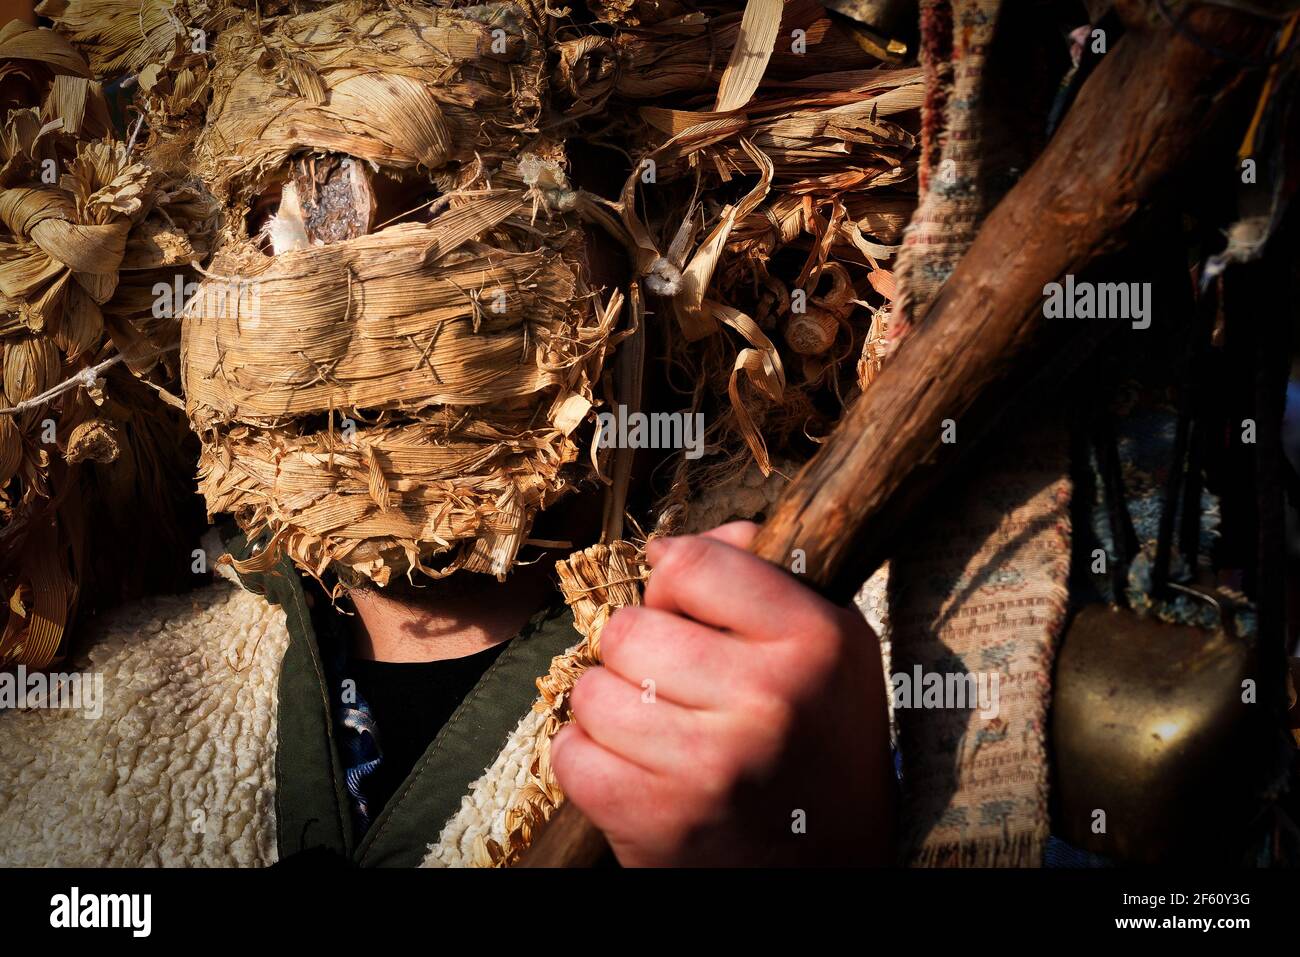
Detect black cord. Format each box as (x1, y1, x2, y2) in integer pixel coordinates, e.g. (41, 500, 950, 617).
(1095, 413, 1139, 607)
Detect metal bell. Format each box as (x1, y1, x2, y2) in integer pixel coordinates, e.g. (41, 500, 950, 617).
(1052, 594, 1269, 864)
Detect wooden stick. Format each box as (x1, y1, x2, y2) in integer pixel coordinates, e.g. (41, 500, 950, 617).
(518, 4, 1276, 868)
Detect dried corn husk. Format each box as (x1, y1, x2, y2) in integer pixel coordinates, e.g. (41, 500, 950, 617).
(0, 25, 215, 668)
(574, 0, 870, 102)
(0, 19, 89, 116)
(34, 0, 221, 78)
(481, 540, 648, 866)
(186, 210, 615, 584)
(714, 0, 784, 112)
(592, 0, 918, 500)
(194, 1, 547, 208)
(34, 1, 296, 177)
(135, 38, 214, 176)
(586, 0, 688, 25)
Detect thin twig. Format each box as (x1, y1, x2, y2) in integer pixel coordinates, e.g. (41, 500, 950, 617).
(0, 342, 181, 417)
(0, 354, 125, 417)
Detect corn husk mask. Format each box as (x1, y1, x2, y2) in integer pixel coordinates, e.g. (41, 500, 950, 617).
(180, 1, 616, 587)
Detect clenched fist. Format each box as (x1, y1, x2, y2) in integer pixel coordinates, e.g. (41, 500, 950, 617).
(550, 522, 896, 866)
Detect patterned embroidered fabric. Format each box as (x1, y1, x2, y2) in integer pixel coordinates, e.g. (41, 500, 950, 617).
(336, 679, 383, 836)
(314, 590, 384, 837)
(886, 0, 1073, 868)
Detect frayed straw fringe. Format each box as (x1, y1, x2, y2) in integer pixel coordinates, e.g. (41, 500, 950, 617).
(479, 540, 647, 866)
(910, 828, 1048, 868)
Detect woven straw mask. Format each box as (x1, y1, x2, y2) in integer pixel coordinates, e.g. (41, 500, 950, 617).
(180, 1, 615, 586)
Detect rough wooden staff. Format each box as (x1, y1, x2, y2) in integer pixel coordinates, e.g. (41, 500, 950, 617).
(518, 3, 1278, 867)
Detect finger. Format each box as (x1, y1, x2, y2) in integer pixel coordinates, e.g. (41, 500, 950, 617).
(698, 520, 760, 550)
(569, 665, 708, 775)
(643, 533, 838, 642)
(550, 723, 673, 853)
(601, 605, 754, 709)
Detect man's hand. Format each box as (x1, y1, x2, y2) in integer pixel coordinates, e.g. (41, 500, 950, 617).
(550, 522, 896, 866)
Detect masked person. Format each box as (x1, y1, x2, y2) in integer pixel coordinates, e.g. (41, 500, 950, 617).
(0, 0, 896, 868)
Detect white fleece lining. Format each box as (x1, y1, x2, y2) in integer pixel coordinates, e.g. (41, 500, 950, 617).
(0, 581, 288, 867)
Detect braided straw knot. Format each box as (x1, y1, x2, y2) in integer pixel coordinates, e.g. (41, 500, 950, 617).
(0, 148, 141, 345)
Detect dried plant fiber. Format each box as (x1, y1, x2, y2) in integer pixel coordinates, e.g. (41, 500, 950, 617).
(181, 1, 613, 586)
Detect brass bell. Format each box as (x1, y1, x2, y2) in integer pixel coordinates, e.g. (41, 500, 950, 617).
(1051, 353, 1284, 864)
(1051, 593, 1271, 864)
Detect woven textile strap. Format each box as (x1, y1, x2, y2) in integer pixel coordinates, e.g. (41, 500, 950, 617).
(887, 0, 1073, 867)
